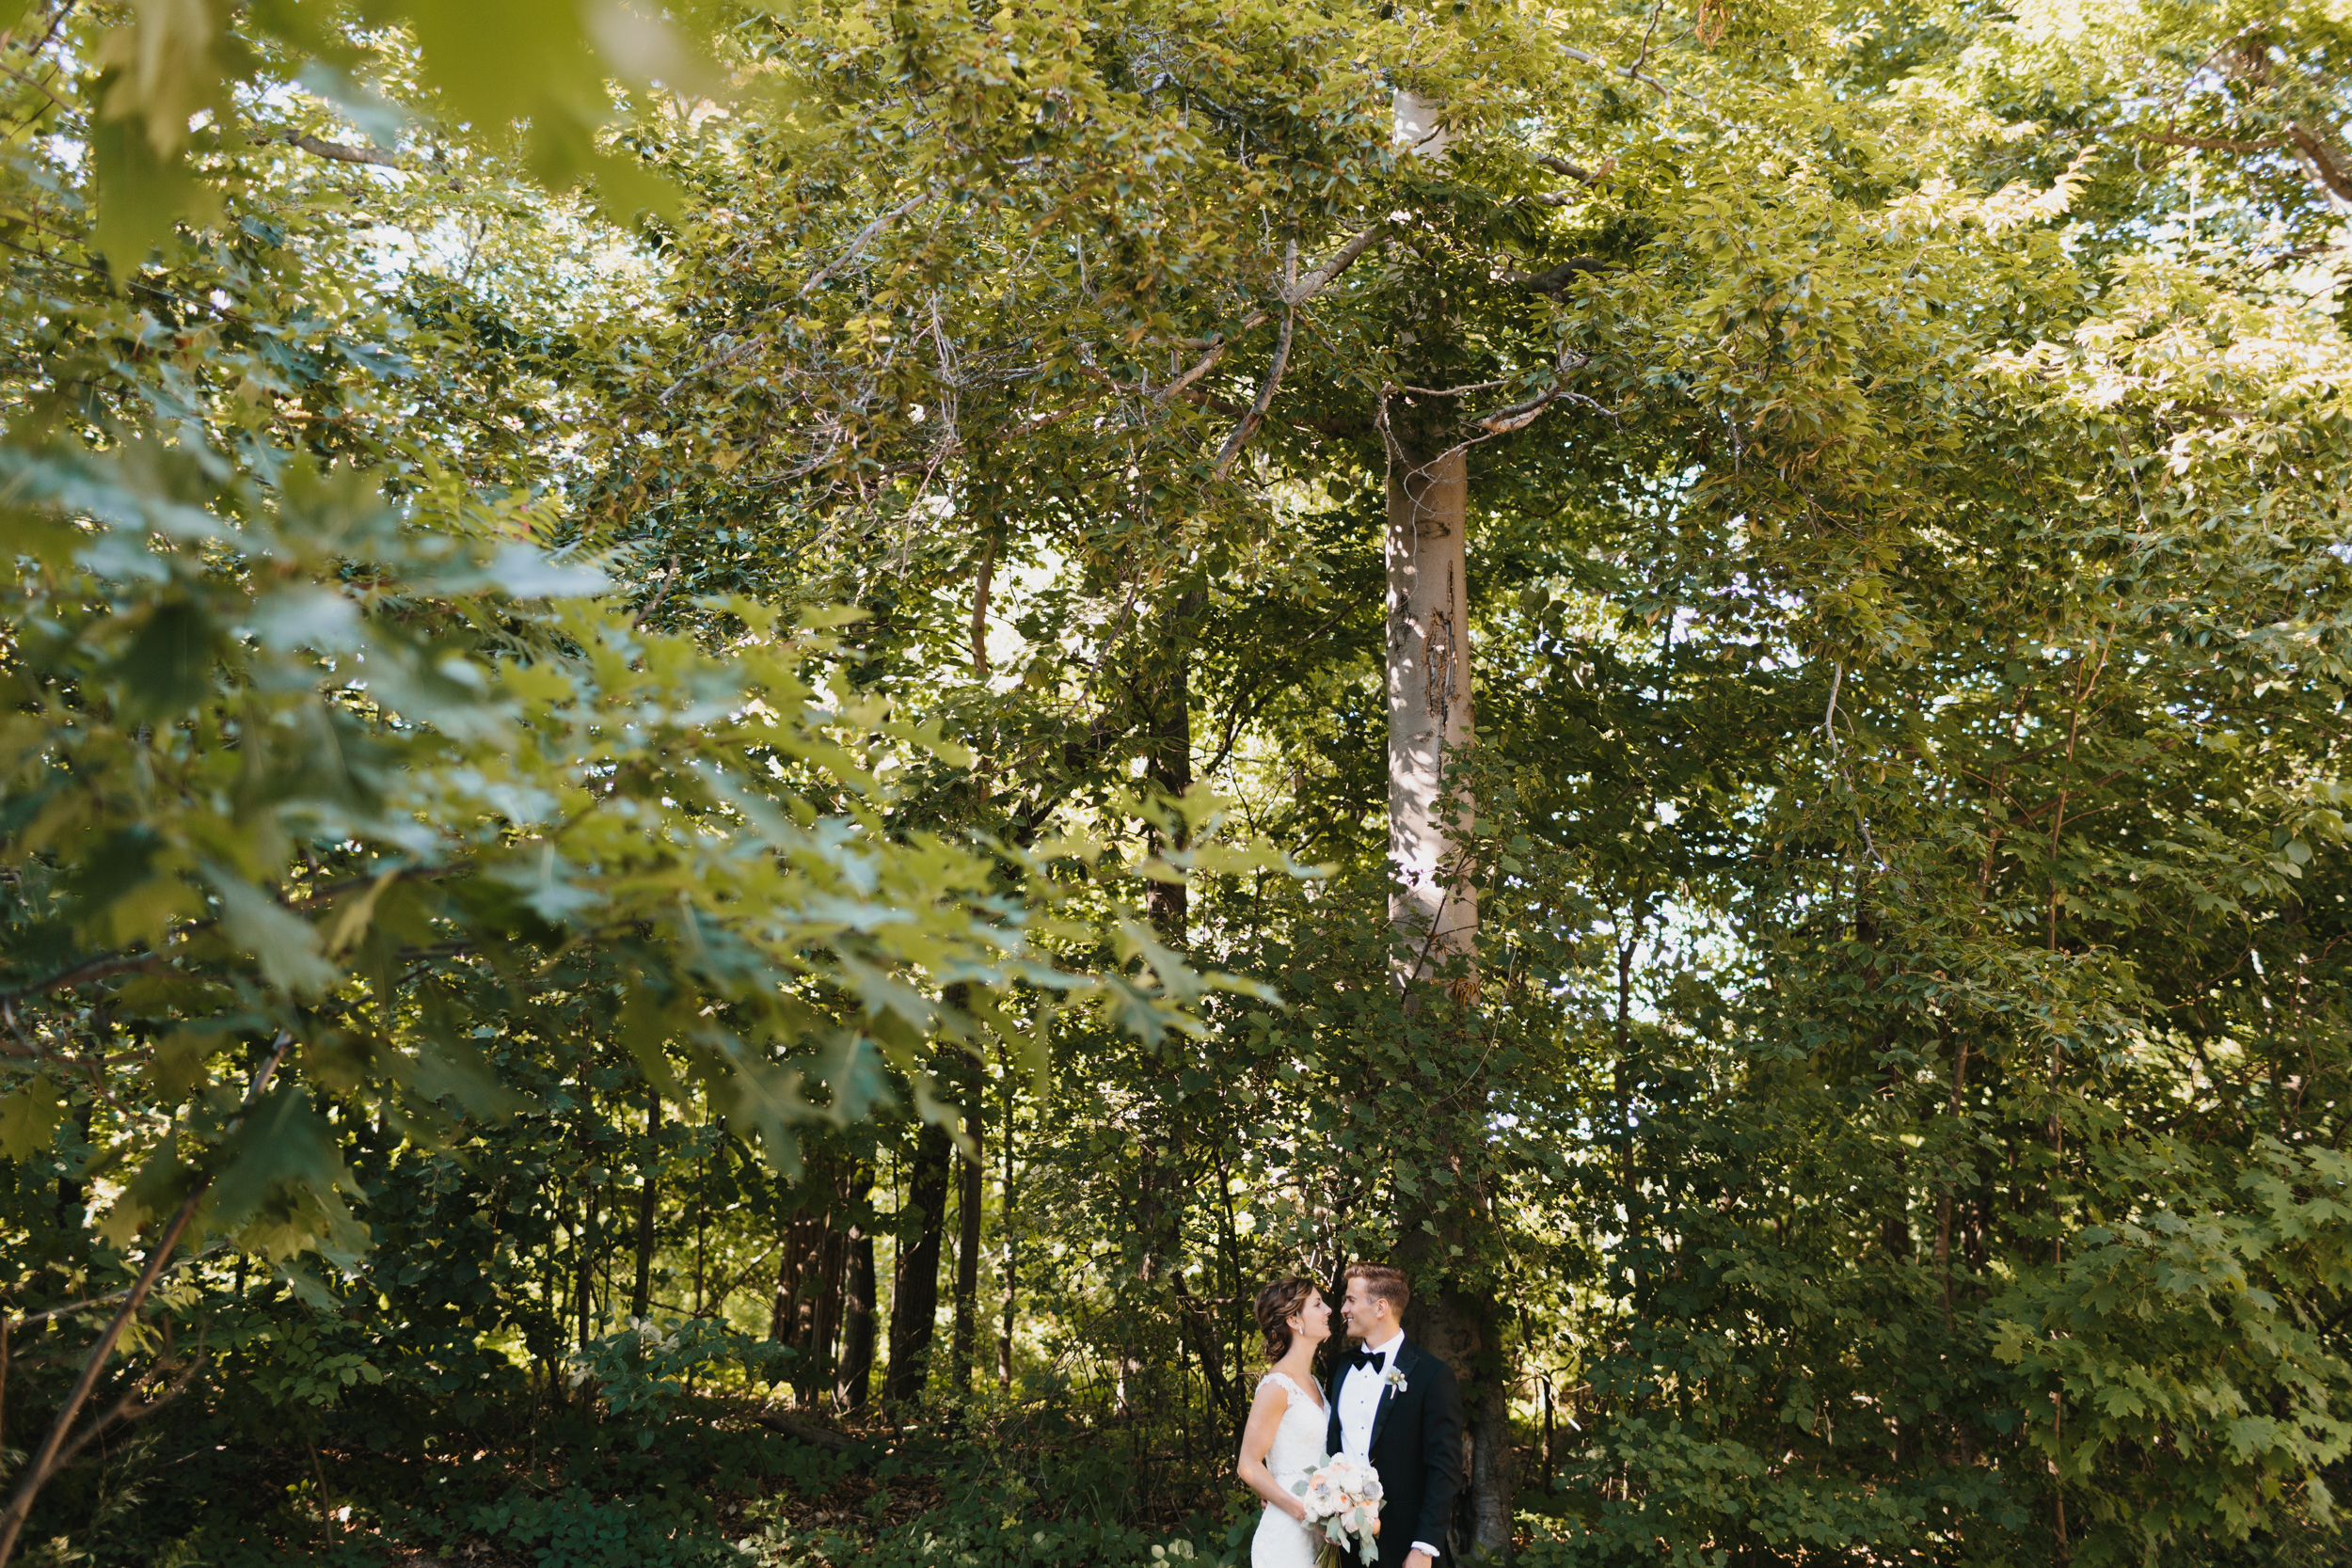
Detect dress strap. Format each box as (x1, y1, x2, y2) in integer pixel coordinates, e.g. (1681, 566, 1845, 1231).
(1258, 1370, 1306, 1402)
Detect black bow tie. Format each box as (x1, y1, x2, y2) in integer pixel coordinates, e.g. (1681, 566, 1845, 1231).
(1347, 1348, 1388, 1374)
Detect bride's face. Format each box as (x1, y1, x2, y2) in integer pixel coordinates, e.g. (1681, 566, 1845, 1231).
(1289, 1289, 1333, 1346)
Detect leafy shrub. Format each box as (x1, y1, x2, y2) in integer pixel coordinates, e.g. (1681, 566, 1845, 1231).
(468, 1487, 740, 1568)
(570, 1319, 798, 1428)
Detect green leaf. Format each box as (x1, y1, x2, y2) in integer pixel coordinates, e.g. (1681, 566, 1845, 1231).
(118, 598, 217, 720)
(0, 1075, 66, 1160)
(207, 1084, 355, 1233)
(408, 1029, 539, 1122)
(89, 100, 217, 272)
(206, 867, 339, 996)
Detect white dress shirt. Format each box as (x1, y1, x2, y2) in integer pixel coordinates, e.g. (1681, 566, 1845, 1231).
(1337, 1329, 1403, 1455)
(1337, 1330, 1439, 1560)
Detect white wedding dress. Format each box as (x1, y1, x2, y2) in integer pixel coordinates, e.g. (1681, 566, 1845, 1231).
(1250, 1370, 1328, 1568)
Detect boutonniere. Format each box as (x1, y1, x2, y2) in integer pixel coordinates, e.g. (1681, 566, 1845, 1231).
(1382, 1367, 1409, 1394)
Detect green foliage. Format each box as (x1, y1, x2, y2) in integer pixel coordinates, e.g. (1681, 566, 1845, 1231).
(464, 1486, 739, 1568)
(572, 1318, 796, 1423)
(0, 0, 2348, 1564)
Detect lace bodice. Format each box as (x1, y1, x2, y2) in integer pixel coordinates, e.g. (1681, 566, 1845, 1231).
(1257, 1370, 1327, 1487)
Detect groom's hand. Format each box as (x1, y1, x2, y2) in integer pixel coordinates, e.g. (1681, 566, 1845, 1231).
(1404, 1552, 1434, 1568)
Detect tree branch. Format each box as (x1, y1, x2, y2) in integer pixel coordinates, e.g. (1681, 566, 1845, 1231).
(2130, 128, 2289, 154)
(1516, 257, 1615, 293)
(1210, 303, 1294, 480)
(1158, 220, 1384, 403)
(1562, 42, 1675, 101)
(0, 1035, 289, 1564)
(2127, 122, 2352, 202)
(801, 191, 930, 297)
(753, 1409, 858, 1451)
(2284, 125, 2352, 203)
(1629, 0, 1667, 80)
(287, 133, 397, 168)
(1282, 221, 1386, 306)
(1466, 346, 1598, 434)
(1529, 154, 1616, 204)
(0, 947, 181, 1005)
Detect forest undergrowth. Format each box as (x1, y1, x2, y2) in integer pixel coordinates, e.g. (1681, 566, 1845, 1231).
(84, 1380, 1275, 1568)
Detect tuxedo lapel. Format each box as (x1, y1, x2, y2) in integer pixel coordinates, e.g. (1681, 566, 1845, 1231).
(1326, 1359, 1345, 1454)
(1365, 1338, 1414, 1452)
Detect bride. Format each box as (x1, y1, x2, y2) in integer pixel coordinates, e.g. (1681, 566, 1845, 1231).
(1235, 1275, 1333, 1568)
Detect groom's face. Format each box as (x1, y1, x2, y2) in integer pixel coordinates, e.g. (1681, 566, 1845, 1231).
(1340, 1277, 1389, 1342)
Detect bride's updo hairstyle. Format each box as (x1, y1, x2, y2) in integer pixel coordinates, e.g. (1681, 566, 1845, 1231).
(1254, 1275, 1319, 1361)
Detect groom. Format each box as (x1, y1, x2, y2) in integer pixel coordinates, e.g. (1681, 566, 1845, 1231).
(1325, 1263, 1465, 1568)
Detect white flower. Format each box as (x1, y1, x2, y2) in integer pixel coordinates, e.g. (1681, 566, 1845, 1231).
(1382, 1367, 1409, 1393)
(1297, 1452, 1385, 1559)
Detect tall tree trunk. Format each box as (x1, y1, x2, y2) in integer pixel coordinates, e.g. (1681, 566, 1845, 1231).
(1466, 1361, 1515, 1551)
(997, 1060, 1017, 1391)
(1385, 398, 1512, 1553)
(769, 1158, 857, 1407)
(575, 1184, 599, 1354)
(769, 1215, 815, 1341)
(1172, 1271, 1235, 1447)
(884, 1121, 951, 1405)
(1385, 425, 1476, 983)
(1145, 591, 1200, 942)
(838, 1164, 877, 1413)
(631, 1084, 660, 1323)
(1133, 598, 1197, 1424)
(1402, 1233, 1515, 1555)
(804, 1225, 848, 1403)
(950, 1100, 983, 1397)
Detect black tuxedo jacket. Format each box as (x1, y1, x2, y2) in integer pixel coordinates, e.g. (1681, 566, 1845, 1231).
(1324, 1338, 1465, 1568)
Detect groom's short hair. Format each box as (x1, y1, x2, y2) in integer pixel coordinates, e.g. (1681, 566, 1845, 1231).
(1345, 1263, 1410, 1314)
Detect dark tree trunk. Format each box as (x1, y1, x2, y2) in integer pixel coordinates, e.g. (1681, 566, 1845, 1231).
(1126, 600, 1198, 1431)
(1172, 1271, 1235, 1446)
(631, 1085, 660, 1323)
(885, 1121, 951, 1405)
(997, 1065, 1017, 1391)
(575, 1185, 597, 1353)
(1467, 1347, 1516, 1552)
(770, 1214, 819, 1342)
(1144, 591, 1200, 941)
(1134, 592, 1196, 1282)
(950, 1100, 983, 1397)
(1405, 1261, 1515, 1557)
(838, 1178, 877, 1414)
(803, 1227, 848, 1402)
(768, 1154, 858, 1405)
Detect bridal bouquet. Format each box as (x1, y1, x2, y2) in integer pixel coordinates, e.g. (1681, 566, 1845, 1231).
(1293, 1452, 1383, 1561)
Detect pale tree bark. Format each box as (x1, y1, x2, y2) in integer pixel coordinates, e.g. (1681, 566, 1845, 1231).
(1385, 428, 1477, 985)
(1384, 399, 1514, 1558)
(1382, 92, 1513, 1538)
